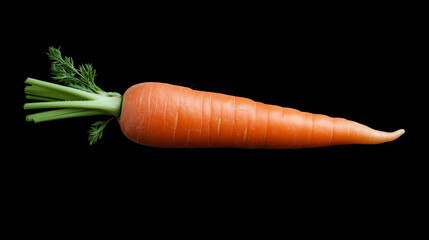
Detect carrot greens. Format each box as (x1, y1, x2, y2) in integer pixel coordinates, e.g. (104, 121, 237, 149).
(24, 47, 121, 145)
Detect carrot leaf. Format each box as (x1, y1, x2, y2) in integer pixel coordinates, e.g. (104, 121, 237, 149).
(47, 46, 104, 94)
(88, 117, 114, 146)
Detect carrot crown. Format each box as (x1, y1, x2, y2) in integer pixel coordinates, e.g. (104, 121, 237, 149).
(24, 47, 121, 145)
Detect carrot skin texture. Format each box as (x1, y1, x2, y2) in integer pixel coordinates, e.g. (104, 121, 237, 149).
(119, 82, 404, 148)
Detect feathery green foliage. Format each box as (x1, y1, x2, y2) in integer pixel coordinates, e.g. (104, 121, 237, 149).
(88, 118, 115, 146)
(24, 47, 121, 145)
(47, 46, 104, 94)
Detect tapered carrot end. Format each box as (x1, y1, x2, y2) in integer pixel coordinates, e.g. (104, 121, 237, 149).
(389, 129, 405, 141)
(371, 128, 405, 144)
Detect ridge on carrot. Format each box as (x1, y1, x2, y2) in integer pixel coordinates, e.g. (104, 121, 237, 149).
(24, 47, 405, 148)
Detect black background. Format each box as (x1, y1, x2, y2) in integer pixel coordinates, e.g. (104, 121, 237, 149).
(6, 3, 422, 236)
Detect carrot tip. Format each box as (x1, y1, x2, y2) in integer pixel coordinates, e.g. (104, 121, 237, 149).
(390, 129, 405, 141)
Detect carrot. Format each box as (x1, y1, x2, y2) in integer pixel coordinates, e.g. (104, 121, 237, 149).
(119, 82, 404, 148)
(24, 47, 405, 148)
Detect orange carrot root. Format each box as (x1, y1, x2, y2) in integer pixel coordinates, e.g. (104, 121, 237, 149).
(119, 82, 404, 149)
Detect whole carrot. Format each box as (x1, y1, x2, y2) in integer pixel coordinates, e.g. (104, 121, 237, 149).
(24, 47, 404, 148)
